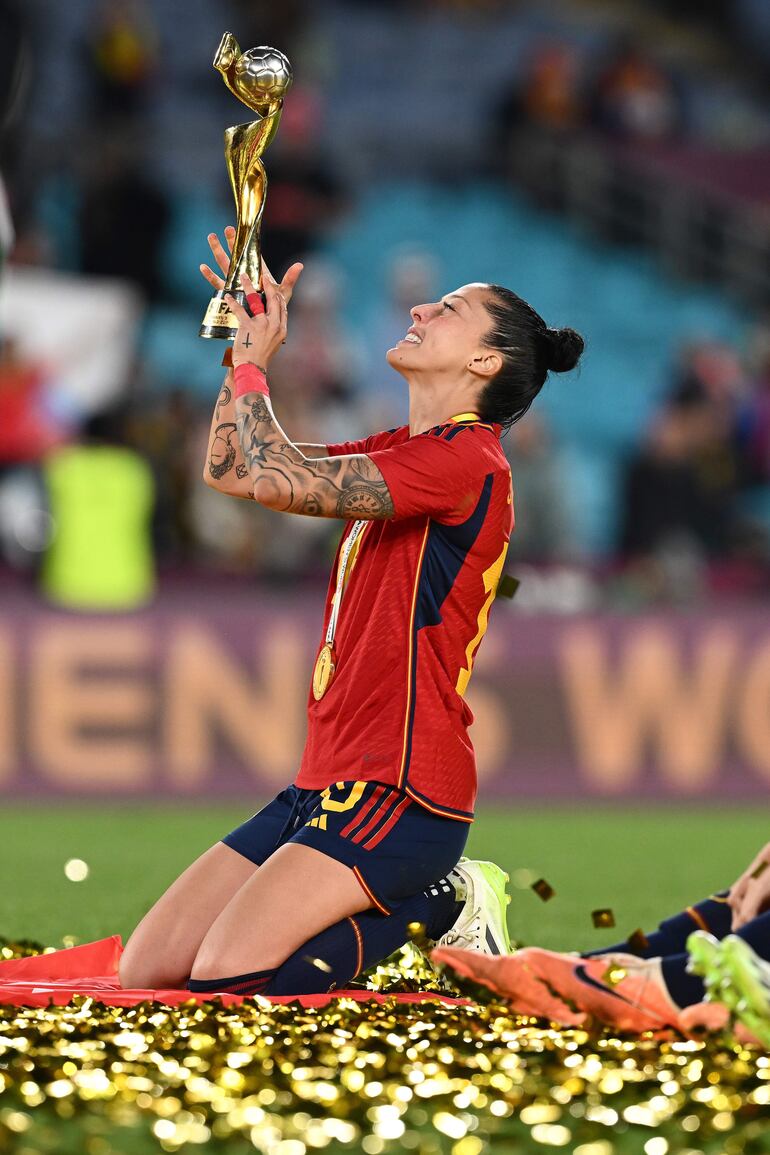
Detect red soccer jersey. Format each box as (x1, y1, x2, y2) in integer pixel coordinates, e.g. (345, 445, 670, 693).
(294, 413, 514, 821)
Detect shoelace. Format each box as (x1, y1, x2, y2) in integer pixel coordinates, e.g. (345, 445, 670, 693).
(441, 906, 482, 949)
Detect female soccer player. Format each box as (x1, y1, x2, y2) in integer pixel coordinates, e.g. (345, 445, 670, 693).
(118, 227, 584, 998)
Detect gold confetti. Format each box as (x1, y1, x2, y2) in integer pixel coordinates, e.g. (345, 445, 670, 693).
(601, 965, 627, 987)
(592, 909, 616, 928)
(750, 860, 769, 880)
(63, 859, 89, 882)
(532, 878, 555, 902)
(628, 928, 650, 953)
(496, 574, 520, 599)
(302, 956, 332, 974)
(0, 932, 766, 1153)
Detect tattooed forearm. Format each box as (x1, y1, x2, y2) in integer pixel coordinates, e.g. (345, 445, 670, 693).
(234, 390, 394, 519)
(209, 422, 238, 480)
(204, 372, 255, 496)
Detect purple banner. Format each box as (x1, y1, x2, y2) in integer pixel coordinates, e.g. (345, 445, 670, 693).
(2, 580, 770, 800)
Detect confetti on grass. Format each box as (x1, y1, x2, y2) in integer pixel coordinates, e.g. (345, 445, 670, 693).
(0, 935, 768, 1155)
(531, 878, 555, 902)
(592, 909, 616, 929)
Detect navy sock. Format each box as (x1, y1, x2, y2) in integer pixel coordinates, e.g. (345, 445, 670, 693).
(652, 905, 770, 1010)
(186, 967, 277, 997)
(584, 893, 732, 960)
(661, 953, 705, 1008)
(266, 877, 464, 997)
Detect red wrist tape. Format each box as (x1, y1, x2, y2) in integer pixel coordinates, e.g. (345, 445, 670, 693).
(234, 362, 269, 398)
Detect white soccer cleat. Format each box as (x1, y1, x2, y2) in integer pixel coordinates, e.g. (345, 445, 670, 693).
(432, 858, 513, 955)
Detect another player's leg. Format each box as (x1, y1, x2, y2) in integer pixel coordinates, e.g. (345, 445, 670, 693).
(433, 945, 680, 1030)
(686, 911, 770, 1046)
(582, 893, 732, 961)
(433, 891, 734, 1030)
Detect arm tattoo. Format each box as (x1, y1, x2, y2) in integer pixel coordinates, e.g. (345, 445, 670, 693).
(208, 422, 238, 480)
(235, 392, 394, 519)
(214, 383, 232, 421)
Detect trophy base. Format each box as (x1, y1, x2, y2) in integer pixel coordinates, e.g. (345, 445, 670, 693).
(199, 288, 265, 340)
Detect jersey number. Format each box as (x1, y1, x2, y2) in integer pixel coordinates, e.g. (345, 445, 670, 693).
(319, 781, 365, 811)
(456, 544, 508, 697)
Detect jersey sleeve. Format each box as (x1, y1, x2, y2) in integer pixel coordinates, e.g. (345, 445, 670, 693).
(325, 427, 404, 457)
(367, 427, 493, 523)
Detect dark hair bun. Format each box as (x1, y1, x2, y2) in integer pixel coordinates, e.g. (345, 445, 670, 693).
(544, 327, 584, 373)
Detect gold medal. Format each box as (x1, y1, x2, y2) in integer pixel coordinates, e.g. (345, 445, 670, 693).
(312, 643, 336, 700)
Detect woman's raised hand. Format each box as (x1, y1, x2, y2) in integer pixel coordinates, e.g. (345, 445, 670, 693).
(200, 226, 236, 291)
(228, 272, 287, 370)
(200, 226, 303, 303)
(261, 254, 304, 305)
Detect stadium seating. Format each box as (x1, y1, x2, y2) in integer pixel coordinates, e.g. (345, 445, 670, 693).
(321, 182, 745, 552)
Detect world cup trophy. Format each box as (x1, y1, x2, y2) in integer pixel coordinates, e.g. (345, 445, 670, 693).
(200, 34, 293, 340)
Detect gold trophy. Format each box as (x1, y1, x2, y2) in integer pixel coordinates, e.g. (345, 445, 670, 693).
(200, 34, 293, 340)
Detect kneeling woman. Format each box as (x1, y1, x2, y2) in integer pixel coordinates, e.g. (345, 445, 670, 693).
(118, 228, 584, 997)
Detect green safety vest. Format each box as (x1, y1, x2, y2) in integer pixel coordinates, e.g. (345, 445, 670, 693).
(42, 445, 155, 610)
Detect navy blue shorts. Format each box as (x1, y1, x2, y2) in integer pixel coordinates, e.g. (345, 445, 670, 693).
(221, 780, 469, 914)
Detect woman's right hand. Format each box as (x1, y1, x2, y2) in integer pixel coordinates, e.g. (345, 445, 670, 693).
(200, 226, 303, 303)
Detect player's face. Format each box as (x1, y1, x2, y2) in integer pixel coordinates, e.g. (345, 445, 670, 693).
(386, 282, 497, 379)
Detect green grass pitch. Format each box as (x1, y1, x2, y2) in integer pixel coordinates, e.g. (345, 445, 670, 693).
(1, 802, 764, 949)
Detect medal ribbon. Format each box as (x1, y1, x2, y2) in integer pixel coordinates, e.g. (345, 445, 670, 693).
(324, 519, 369, 649)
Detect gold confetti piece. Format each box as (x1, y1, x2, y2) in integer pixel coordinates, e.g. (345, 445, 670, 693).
(63, 859, 89, 882)
(405, 921, 433, 953)
(302, 956, 333, 974)
(628, 929, 650, 953)
(532, 879, 555, 902)
(592, 909, 616, 928)
(601, 966, 627, 988)
(751, 860, 769, 880)
(496, 574, 520, 599)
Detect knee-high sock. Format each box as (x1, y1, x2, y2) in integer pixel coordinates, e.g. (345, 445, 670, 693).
(583, 892, 732, 960)
(655, 905, 770, 1009)
(186, 967, 277, 997)
(266, 880, 463, 997)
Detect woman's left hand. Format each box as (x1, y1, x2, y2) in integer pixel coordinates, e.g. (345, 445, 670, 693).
(228, 272, 287, 370)
(729, 842, 770, 930)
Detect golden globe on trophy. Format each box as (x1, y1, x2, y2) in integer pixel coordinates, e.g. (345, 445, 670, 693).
(200, 34, 293, 340)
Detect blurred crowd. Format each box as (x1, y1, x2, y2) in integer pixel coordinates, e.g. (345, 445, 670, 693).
(494, 37, 684, 153)
(4, 300, 770, 606)
(615, 327, 770, 604)
(1, 0, 770, 609)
